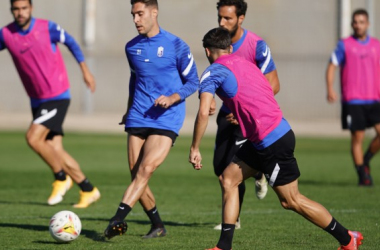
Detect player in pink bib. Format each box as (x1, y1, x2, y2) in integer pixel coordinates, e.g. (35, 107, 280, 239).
(192, 27, 363, 250)
(326, 9, 380, 186)
(0, 0, 100, 207)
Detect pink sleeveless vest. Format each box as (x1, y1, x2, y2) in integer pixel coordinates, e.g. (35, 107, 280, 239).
(2, 19, 70, 99)
(341, 36, 380, 102)
(234, 30, 261, 63)
(215, 54, 283, 143)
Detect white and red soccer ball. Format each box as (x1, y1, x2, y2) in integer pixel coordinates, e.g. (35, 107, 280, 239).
(49, 210, 82, 242)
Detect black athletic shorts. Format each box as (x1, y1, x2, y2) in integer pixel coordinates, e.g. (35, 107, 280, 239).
(31, 99, 70, 140)
(235, 130, 300, 187)
(125, 127, 177, 144)
(341, 102, 380, 131)
(213, 109, 246, 176)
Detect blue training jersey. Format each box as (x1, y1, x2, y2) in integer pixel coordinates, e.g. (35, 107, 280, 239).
(125, 28, 199, 134)
(0, 17, 85, 107)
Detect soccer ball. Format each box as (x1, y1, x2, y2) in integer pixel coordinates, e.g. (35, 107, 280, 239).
(49, 210, 82, 242)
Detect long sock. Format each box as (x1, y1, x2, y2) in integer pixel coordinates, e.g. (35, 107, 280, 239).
(110, 202, 131, 222)
(145, 206, 164, 228)
(238, 181, 246, 217)
(323, 218, 351, 246)
(364, 150, 374, 164)
(54, 170, 66, 181)
(216, 224, 235, 250)
(78, 178, 94, 192)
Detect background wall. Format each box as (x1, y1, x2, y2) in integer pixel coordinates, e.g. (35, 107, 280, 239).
(0, 0, 379, 134)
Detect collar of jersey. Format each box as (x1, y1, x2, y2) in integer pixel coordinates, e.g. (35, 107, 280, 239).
(232, 29, 247, 53)
(15, 17, 36, 36)
(352, 34, 370, 45)
(140, 27, 164, 40)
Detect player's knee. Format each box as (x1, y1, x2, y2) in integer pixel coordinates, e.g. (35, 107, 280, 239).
(219, 174, 238, 191)
(25, 133, 41, 150)
(279, 194, 302, 212)
(138, 165, 156, 179)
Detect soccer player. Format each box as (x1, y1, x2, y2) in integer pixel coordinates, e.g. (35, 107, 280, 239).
(104, 0, 199, 239)
(0, 0, 100, 208)
(326, 9, 380, 186)
(190, 27, 363, 250)
(212, 0, 280, 230)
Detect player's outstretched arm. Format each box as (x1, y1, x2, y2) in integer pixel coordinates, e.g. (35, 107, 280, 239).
(326, 62, 338, 103)
(189, 92, 213, 170)
(80, 62, 96, 92)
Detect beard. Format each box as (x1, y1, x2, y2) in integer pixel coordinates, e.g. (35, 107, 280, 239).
(16, 15, 32, 29)
(229, 22, 239, 39)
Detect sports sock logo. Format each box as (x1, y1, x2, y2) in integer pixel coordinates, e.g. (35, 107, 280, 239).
(331, 222, 337, 230)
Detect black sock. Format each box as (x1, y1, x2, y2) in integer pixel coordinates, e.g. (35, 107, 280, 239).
(254, 172, 262, 180)
(145, 206, 164, 228)
(216, 224, 235, 250)
(323, 218, 351, 246)
(238, 181, 246, 216)
(54, 170, 66, 181)
(78, 178, 94, 192)
(110, 203, 131, 222)
(364, 150, 374, 164)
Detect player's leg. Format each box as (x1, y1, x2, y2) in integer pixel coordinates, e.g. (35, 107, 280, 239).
(272, 180, 363, 249)
(47, 135, 100, 208)
(105, 134, 172, 239)
(127, 133, 164, 237)
(213, 161, 257, 250)
(351, 130, 371, 185)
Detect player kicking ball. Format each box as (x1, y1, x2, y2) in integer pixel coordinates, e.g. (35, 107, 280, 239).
(189, 27, 363, 250)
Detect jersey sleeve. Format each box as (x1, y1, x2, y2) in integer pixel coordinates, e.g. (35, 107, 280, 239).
(255, 40, 276, 74)
(330, 40, 345, 66)
(48, 21, 85, 63)
(199, 64, 229, 97)
(125, 46, 136, 98)
(0, 28, 6, 51)
(174, 39, 199, 100)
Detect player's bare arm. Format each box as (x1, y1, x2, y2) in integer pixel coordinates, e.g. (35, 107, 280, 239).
(265, 69, 280, 95)
(189, 92, 214, 170)
(80, 62, 96, 92)
(209, 98, 216, 115)
(326, 62, 338, 103)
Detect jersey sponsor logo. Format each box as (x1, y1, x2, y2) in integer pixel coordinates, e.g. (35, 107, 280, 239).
(157, 46, 164, 57)
(20, 45, 33, 54)
(262, 46, 269, 57)
(137, 49, 142, 55)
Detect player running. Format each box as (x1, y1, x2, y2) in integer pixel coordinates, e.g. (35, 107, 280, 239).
(0, 0, 100, 208)
(104, 0, 199, 239)
(190, 27, 363, 250)
(212, 0, 280, 230)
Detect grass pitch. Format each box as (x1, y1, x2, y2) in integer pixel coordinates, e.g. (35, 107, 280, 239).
(0, 131, 379, 249)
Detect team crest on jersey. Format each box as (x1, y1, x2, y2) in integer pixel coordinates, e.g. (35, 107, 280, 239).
(157, 46, 164, 57)
(137, 49, 142, 55)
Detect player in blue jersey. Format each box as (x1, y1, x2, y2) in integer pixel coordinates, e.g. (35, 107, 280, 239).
(212, 0, 281, 230)
(104, 0, 199, 240)
(0, 0, 100, 208)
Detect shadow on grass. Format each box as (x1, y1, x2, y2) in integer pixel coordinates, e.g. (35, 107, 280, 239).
(0, 200, 49, 206)
(80, 217, 214, 228)
(0, 223, 108, 243)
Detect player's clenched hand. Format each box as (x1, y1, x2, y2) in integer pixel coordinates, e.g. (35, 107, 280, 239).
(327, 89, 338, 103)
(154, 95, 174, 109)
(226, 113, 239, 125)
(189, 148, 203, 170)
(119, 113, 127, 125)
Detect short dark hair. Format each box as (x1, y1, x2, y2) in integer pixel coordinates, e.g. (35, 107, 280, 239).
(217, 0, 247, 17)
(10, 0, 32, 5)
(203, 27, 231, 51)
(131, 0, 158, 9)
(352, 9, 369, 21)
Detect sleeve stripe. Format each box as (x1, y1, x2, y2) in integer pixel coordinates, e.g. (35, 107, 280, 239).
(182, 54, 194, 77)
(60, 29, 66, 43)
(200, 71, 211, 84)
(331, 52, 339, 66)
(260, 48, 271, 73)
